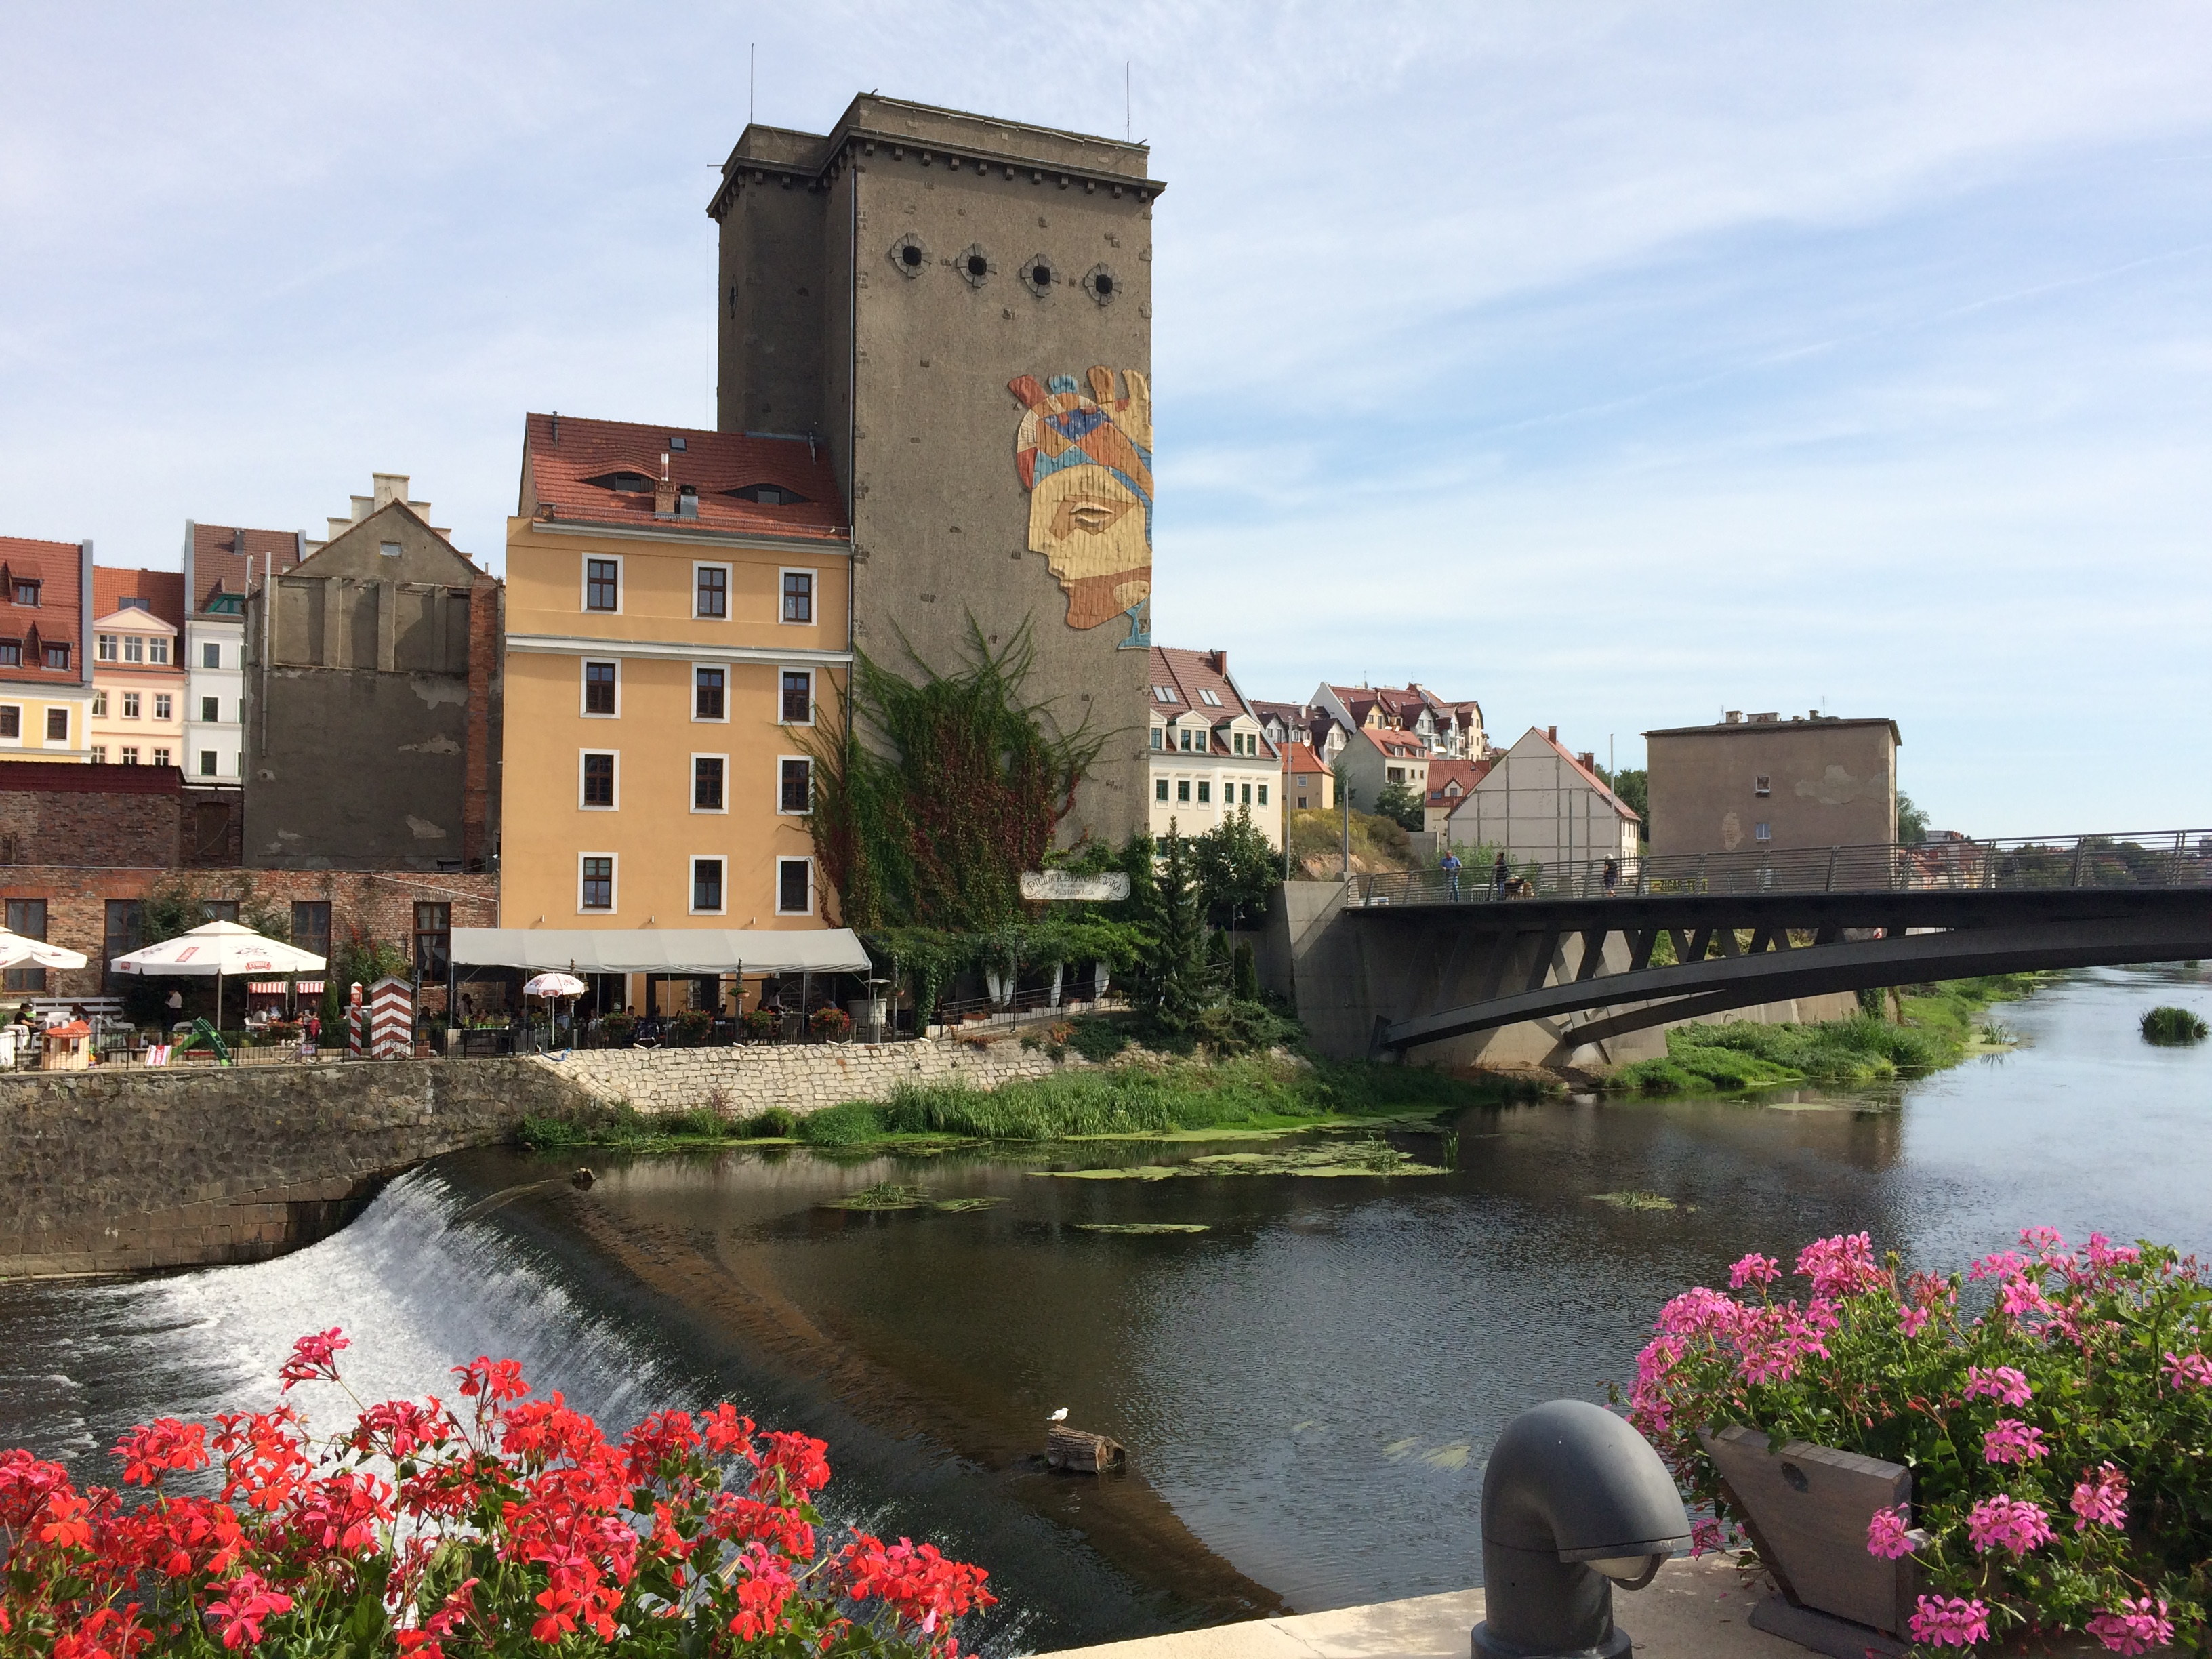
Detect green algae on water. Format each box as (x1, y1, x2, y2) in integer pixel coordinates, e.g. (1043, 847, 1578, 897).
(1071, 1222, 1210, 1235)
(820, 1183, 1004, 1214)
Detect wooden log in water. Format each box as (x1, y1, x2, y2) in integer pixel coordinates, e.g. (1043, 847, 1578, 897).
(1046, 1423, 1126, 1473)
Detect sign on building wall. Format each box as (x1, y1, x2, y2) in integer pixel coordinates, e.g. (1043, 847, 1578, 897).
(1020, 871, 1132, 903)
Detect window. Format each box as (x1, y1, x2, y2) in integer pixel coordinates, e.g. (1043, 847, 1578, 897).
(1385, 766, 1404, 783)
(45, 708, 66, 743)
(1754, 775, 1772, 797)
(579, 856, 615, 911)
(152, 748, 169, 768)
(147, 638, 167, 665)
(781, 570, 814, 623)
(1755, 822, 1772, 842)
(122, 693, 140, 719)
(154, 695, 172, 721)
(96, 634, 117, 662)
(780, 669, 812, 724)
(583, 660, 618, 716)
(1150, 727, 1163, 750)
(1178, 729, 1193, 752)
(0, 708, 18, 740)
(203, 642, 220, 669)
(1240, 783, 1252, 806)
(693, 756, 725, 811)
(91, 746, 106, 763)
(1176, 779, 1190, 803)
(779, 756, 812, 814)
(199, 751, 216, 776)
(291, 901, 331, 962)
(1197, 781, 1212, 804)
(1151, 686, 1175, 702)
(1155, 778, 1168, 802)
(120, 747, 139, 765)
(1197, 688, 1222, 707)
(13, 581, 37, 607)
(91, 691, 107, 717)
(691, 858, 724, 914)
(695, 565, 729, 619)
(694, 666, 726, 721)
(103, 901, 140, 987)
(380, 541, 403, 560)
(413, 903, 451, 977)
(776, 857, 812, 916)
(201, 899, 239, 924)
(585, 558, 620, 612)
(5, 899, 46, 993)
(124, 636, 144, 664)
(1258, 784, 1269, 806)
(0, 644, 21, 667)
(581, 752, 617, 808)
(44, 644, 68, 670)
(727, 482, 806, 505)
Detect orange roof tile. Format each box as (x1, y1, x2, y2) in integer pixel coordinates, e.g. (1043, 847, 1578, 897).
(0, 536, 87, 688)
(93, 568, 186, 634)
(521, 413, 847, 543)
(189, 525, 303, 616)
(1425, 756, 1493, 803)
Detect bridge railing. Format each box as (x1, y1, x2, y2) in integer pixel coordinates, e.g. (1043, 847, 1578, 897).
(1349, 830, 2212, 908)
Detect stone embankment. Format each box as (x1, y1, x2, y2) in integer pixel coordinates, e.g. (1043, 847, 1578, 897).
(531, 1034, 1086, 1115)
(0, 1036, 1085, 1278)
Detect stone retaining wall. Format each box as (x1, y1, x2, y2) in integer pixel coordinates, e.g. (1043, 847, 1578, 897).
(0, 1057, 591, 1278)
(530, 1035, 1090, 1115)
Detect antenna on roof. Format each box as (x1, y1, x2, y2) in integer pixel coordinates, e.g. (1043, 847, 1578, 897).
(1125, 61, 1131, 142)
(750, 44, 756, 125)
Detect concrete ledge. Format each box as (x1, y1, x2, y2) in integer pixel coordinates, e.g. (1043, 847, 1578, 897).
(1038, 1559, 1801, 1659)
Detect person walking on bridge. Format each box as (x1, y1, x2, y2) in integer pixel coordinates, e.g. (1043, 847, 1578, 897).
(1441, 847, 1462, 901)
(1603, 856, 1619, 897)
(1492, 851, 1510, 899)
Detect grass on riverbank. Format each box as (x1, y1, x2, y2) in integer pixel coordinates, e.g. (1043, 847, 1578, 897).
(1614, 974, 2048, 1095)
(517, 1052, 1547, 1153)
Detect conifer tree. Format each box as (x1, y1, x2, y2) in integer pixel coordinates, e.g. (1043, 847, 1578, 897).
(1138, 827, 1221, 1033)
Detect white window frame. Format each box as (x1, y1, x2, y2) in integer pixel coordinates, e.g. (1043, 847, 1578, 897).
(122, 692, 141, 720)
(779, 665, 815, 726)
(154, 694, 172, 722)
(777, 754, 813, 816)
(578, 749, 619, 811)
(775, 855, 814, 916)
(199, 750, 216, 777)
(1176, 778, 1191, 804)
(691, 752, 730, 814)
(580, 658, 621, 719)
(96, 633, 117, 662)
(689, 855, 728, 916)
(577, 852, 619, 914)
(148, 638, 169, 665)
(692, 561, 733, 621)
(1155, 777, 1169, 802)
(581, 552, 624, 615)
(90, 745, 106, 764)
(45, 708, 67, 745)
(202, 642, 220, 670)
(778, 567, 817, 626)
(91, 691, 107, 717)
(1755, 822, 1772, 842)
(123, 636, 144, 664)
(1149, 724, 1164, 750)
(0, 705, 20, 744)
(691, 663, 730, 723)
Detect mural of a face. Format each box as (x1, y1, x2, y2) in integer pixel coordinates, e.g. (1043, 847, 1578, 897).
(1010, 367, 1152, 632)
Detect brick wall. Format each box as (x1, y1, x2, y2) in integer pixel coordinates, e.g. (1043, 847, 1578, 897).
(0, 865, 497, 1002)
(0, 765, 180, 866)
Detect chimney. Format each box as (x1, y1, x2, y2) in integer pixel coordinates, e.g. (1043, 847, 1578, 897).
(1546, 725, 1557, 741)
(1725, 710, 1742, 724)
(1580, 752, 1595, 771)
(655, 453, 677, 518)
(1207, 649, 1226, 676)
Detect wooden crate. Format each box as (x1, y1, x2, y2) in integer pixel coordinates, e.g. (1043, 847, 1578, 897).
(1046, 1424, 1126, 1474)
(1700, 1424, 1914, 1635)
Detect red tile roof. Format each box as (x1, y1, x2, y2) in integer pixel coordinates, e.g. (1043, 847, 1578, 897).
(1280, 741, 1330, 775)
(1147, 647, 1279, 760)
(1425, 756, 1494, 804)
(521, 413, 848, 542)
(0, 536, 87, 688)
(93, 567, 186, 634)
(189, 525, 304, 617)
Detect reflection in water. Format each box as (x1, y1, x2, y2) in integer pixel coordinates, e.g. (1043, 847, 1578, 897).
(1, 966, 2208, 1640)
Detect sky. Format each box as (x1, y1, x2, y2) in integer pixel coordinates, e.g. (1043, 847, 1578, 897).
(3, 2, 2209, 832)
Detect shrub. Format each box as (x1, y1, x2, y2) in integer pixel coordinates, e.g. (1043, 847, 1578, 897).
(1193, 998, 1298, 1057)
(1066, 1013, 1131, 1063)
(599, 1012, 636, 1046)
(0, 1332, 992, 1659)
(742, 1008, 779, 1042)
(1628, 1228, 2211, 1652)
(810, 1007, 853, 1042)
(2142, 1006, 2208, 1045)
(672, 1008, 715, 1046)
(743, 1105, 798, 1139)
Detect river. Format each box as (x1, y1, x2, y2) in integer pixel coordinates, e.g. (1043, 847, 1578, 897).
(3, 966, 2207, 1652)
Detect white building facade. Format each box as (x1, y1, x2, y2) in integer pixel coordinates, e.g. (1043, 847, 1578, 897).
(1144, 647, 1282, 848)
(182, 523, 303, 780)
(1444, 726, 1641, 868)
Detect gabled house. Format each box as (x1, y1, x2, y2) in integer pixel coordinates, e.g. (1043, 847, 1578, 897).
(243, 475, 501, 872)
(181, 522, 305, 781)
(1443, 726, 1641, 867)
(1334, 725, 1431, 816)
(0, 537, 94, 762)
(1145, 647, 1281, 846)
(89, 567, 187, 769)
(1311, 680, 1486, 760)
(1282, 741, 1334, 813)
(1422, 756, 1494, 834)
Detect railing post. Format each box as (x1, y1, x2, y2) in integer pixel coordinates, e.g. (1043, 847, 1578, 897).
(2069, 838, 2086, 888)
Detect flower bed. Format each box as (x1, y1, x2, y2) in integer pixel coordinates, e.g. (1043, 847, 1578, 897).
(0, 1332, 992, 1658)
(1628, 1229, 2210, 1653)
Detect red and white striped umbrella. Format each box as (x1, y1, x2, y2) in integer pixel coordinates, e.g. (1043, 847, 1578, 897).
(110, 920, 326, 977)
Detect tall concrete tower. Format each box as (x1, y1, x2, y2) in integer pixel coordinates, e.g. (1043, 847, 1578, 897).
(708, 95, 1164, 846)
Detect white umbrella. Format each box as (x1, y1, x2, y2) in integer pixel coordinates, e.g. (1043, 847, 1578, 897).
(524, 972, 588, 998)
(0, 928, 87, 971)
(111, 920, 327, 1033)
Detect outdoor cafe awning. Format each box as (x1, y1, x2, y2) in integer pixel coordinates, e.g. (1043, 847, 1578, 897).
(447, 928, 871, 977)
(247, 980, 325, 994)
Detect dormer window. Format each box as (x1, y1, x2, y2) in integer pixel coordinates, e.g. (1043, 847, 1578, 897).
(1151, 686, 1176, 703)
(13, 582, 38, 607)
(1150, 725, 1164, 750)
(583, 471, 655, 495)
(119, 596, 149, 611)
(207, 593, 244, 615)
(1197, 687, 1223, 708)
(97, 634, 117, 662)
(43, 644, 68, 671)
(726, 483, 810, 506)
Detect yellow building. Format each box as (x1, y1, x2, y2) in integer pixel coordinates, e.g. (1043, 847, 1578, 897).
(89, 567, 187, 769)
(0, 537, 94, 762)
(503, 413, 851, 970)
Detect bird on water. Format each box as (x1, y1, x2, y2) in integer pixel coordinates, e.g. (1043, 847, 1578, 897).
(1048, 1407, 1069, 1422)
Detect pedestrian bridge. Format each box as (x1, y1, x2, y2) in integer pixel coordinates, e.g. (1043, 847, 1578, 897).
(1261, 832, 2212, 1065)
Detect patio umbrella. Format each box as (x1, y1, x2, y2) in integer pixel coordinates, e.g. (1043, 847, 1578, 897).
(523, 972, 588, 998)
(110, 920, 327, 1033)
(0, 929, 88, 971)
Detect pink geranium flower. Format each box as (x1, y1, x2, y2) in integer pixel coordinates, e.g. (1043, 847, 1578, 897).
(1965, 1494, 2053, 1557)
(2087, 1597, 2175, 1656)
(1964, 1364, 2033, 1407)
(1865, 1505, 1914, 1559)
(2162, 1350, 2212, 1391)
(1982, 1418, 2047, 1465)
(1729, 1253, 1780, 1290)
(1795, 1233, 1881, 1298)
(2070, 1463, 2128, 1532)
(1909, 1596, 1990, 1648)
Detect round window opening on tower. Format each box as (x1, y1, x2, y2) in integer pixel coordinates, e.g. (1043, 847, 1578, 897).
(1093, 272, 1113, 296)
(887, 233, 929, 278)
(1019, 255, 1054, 298)
(1033, 264, 1051, 284)
(902, 245, 924, 267)
(967, 254, 987, 277)
(1081, 263, 1119, 306)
